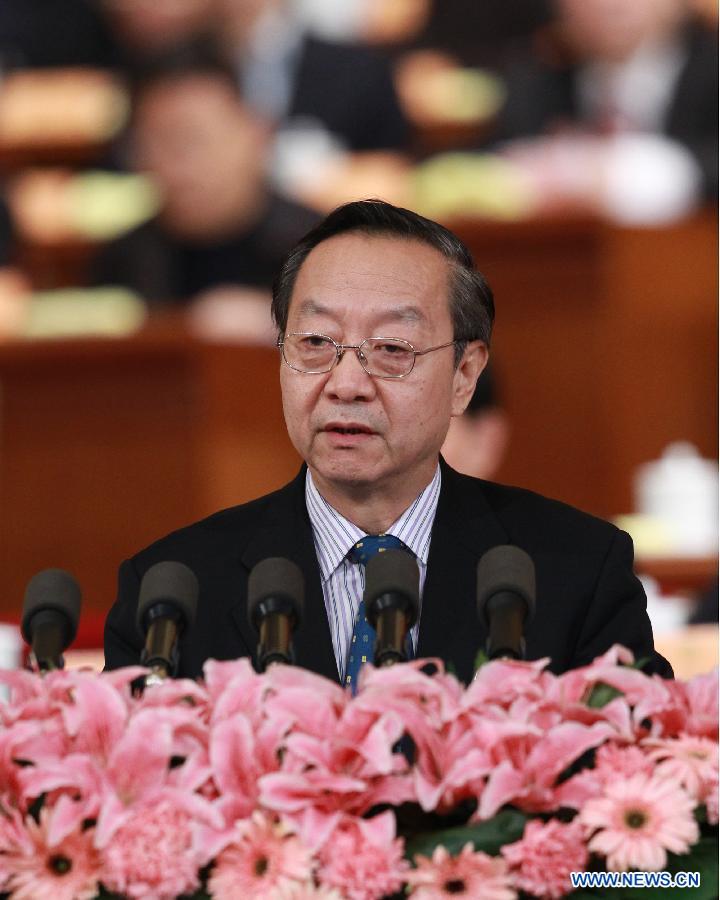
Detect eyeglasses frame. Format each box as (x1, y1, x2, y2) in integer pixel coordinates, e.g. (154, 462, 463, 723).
(277, 331, 459, 379)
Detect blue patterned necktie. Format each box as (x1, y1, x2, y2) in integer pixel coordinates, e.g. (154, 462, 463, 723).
(345, 534, 413, 693)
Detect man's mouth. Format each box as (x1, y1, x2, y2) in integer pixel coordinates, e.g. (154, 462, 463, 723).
(323, 423, 375, 437)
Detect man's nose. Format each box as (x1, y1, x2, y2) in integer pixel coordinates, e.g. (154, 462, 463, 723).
(323, 349, 376, 401)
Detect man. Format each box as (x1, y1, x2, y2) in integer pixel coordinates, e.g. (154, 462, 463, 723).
(490, 0, 717, 208)
(441, 365, 510, 480)
(92, 51, 318, 305)
(215, 0, 410, 154)
(104, 199, 672, 683)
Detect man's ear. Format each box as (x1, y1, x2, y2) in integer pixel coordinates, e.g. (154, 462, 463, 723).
(451, 341, 489, 416)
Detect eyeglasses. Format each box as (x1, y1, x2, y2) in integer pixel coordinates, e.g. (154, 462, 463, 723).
(278, 332, 458, 379)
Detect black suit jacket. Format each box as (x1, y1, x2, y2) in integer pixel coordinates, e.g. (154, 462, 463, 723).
(104, 461, 672, 683)
(288, 36, 410, 152)
(91, 195, 319, 306)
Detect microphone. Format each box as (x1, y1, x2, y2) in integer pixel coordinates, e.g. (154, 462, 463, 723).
(22, 569, 82, 672)
(364, 549, 419, 667)
(247, 557, 304, 671)
(476, 545, 535, 660)
(136, 561, 198, 683)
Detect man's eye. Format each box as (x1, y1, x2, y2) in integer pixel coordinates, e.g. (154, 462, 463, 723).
(302, 336, 329, 348)
(378, 342, 410, 355)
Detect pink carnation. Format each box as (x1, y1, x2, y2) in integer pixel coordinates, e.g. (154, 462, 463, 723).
(208, 812, 314, 900)
(705, 778, 719, 825)
(275, 882, 344, 899)
(100, 798, 205, 899)
(1, 811, 100, 900)
(317, 812, 408, 900)
(502, 818, 588, 899)
(580, 772, 699, 871)
(408, 842, 516, 899)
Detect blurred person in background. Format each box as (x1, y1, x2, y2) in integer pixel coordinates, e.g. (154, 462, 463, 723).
(0, 0, 114, 69)
(405, 0, 554, 69)
(214, 0, 410, 154)
(441, 364, 509, 480)
(100, 0, 217, 71)
(92, 48, 319, 312)
(212, 0, 410, 206)
(489, 0, 717, 221)
(0, 0, 216, 73)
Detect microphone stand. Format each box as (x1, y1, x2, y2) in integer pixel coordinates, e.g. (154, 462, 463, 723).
(257, 611, 293, 670)
(27, 611, 66, 672)
(373, 603, 414, 668)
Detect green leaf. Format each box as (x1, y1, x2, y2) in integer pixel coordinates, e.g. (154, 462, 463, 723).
(474, 649, 490, 671)
(585, 681, 624, 708)
(660, 836, 719, 900)
(404, 808, 527, 861)
(694, 804, 708, 825)
(565, 836, 719, 899)
(96, 887, 124, 899)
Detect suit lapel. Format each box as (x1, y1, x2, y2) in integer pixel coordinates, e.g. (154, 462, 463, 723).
(417, 461, 509, 684)
(230, 463, 509, 686)
(235, 468, 339, 683)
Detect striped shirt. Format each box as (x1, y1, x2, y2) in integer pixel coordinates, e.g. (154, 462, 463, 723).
(305, 465, 441, 681)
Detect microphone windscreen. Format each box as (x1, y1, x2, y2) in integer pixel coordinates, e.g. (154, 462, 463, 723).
(364, 549, 420, 623)
(21, 568, 82, 645)
(136, 561, 199, 636)
(476, 545, 536, 625)
(248, 557, 304, 630)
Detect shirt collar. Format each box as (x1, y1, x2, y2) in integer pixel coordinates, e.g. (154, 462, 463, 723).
(305, 465, 442, 583)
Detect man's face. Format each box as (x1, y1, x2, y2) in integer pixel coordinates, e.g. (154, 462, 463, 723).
(280, 232, 486, 505)
(558, 0, 685, 61)
(135, 76, 268, 239)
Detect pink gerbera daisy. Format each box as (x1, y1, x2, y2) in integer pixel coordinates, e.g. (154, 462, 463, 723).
(502, 818, 588, 899)
(208, 812, 314, 900)
(644, 735, 718, 801)
(3, 812, 100, 900)
(407, 843, 516, 900)
(580, 772, 699, 871)
(594, 743, 653, 782)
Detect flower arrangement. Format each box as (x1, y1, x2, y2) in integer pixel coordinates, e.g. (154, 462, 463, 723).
(0, 645, 716, 899)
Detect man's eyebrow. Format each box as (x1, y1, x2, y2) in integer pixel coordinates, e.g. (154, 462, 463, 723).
(378, 304, 425, 325)
(295, 299, 426, 324)
(295, 299, 334, 319)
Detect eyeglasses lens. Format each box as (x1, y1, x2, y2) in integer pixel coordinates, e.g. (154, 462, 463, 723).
(283, 334, 415, 377)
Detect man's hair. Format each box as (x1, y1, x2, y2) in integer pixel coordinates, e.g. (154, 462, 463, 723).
(271, 200, 495, 365)
(129, 39, 241, 106)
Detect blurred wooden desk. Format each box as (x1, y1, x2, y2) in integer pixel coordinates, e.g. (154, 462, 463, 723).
(452, 210, 718, 518)
(636, 555, 718, 596)
(654, 625, 718, 679)
(0, 321, 300, 617)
